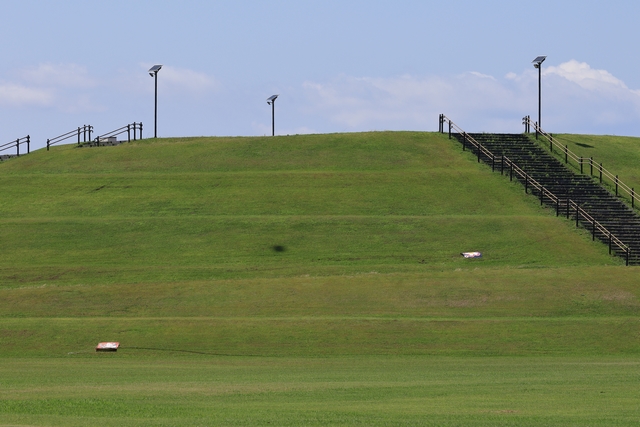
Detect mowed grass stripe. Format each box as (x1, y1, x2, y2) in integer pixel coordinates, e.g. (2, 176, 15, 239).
(3, 267, 638, 318)
(2, 317, 639, 356)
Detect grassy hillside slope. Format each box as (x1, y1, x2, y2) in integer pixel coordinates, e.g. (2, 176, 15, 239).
(1, 131, 639, 426)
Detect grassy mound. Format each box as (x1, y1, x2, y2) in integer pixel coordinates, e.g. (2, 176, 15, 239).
(1, 131, 639, 425)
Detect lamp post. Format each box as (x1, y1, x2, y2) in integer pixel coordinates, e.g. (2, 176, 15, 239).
(532, 56, 546, 138)
(267, 94, 278, 136)
(148, 64, 163, 138)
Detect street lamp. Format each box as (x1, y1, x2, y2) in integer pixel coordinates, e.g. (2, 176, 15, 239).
(148, 64, 163, 138)
(267, 94, 278, 136)
(532, 56, 546, 137)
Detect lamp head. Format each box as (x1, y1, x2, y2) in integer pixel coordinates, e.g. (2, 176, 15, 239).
(532, 56, 546, 68)
(148, 64, 163, 77)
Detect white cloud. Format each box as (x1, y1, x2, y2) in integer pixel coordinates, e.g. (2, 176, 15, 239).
(545, 60, 627, 91)
(137, 64, 219, 96)
(0, 83, 53, 106)
(301, 60, 640, 135)
(20, 63, 97, 88)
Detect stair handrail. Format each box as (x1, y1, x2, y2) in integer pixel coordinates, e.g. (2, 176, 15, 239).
(47, 125, 93, 151)
(441, 114, 630, 264)
(0, 135, 30, 157)
(92, 122, 142, 144)
(522, 116, 640, 210)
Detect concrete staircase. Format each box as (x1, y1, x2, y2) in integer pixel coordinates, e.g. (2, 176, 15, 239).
(455, 133, 640, 265)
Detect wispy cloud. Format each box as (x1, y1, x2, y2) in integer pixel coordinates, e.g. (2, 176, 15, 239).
(0, 83, 53, 107)
(20, 63, 97, 88)
(136, 64, 219, 96)
(301, 61, 640, 135)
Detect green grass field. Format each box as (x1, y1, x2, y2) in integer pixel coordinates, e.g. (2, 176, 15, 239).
(1, 131, 639, 425)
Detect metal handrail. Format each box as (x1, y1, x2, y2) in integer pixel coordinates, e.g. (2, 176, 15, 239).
(440, 114, 631, 264)
(93, 122, 142, 144)
(0, 136, 30, 157)
(47, 125, 93, 151)
(522, 116, 640, 209)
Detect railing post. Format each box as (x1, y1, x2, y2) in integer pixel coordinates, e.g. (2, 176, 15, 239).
(609, 232, 612, 255)
(576, 205, 580, 228)
(491, 154, 495, 171)
(592, 219, 596, 241)
(632, 188, 635, 209)
(127, 124, 131, 142)
(140, 123, 143, 140)
(509, 162, 513, 181)
(477, 143, 481, 163)
(550, 134, 553, 152)
(566, 200, 570, 219)
(535, 121, 538, 140)
(27, 135, 30, 154)
(500, 155, 504, 175)
(462, 132, 466, 151)
(47, 139, 50, 151)
(580, 157, 583, 174)
(564, 145, 568, 163)
(556, 197, 560, 216)
(615, 175, 619, 196)
(78, 127, 81, 145)
(626, 248, 630, 266)
(540, 186, 544, 205)
(89, 125, 93, 142)
(590, 157, 593, 177)
(599, 163, 603, 183)
(525, 174, 528, 194)
(16, 139, 19, 157)
(448, 121, 452, 139)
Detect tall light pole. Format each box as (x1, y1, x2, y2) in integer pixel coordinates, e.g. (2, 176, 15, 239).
(267, 94, 278, 136)
(532, 56, 546, 137)
(148, 65, 163, 138)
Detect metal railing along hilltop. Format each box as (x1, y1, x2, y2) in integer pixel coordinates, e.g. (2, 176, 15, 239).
(82, 122, 143, 147)
(0, 135, 30, 159)
(439, 114, 631, 265)
(522, 115, 640, 210)
(47, 125, 93, 151)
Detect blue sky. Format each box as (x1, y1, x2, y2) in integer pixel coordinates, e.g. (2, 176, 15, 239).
(2, 0, 639, 150)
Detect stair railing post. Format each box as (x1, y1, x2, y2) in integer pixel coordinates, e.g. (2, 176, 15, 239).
(477, 143, 481, 163)
(565, 145, 568, 164)
(77, 127, 81, 145)
(615, 175, 619, 196)
(140, 123, 143, 140)
(47, 139, 50, 151)
(590, 157, 593, 177)
(626, 248, 630, 266)
(609, 232, 612, 255)
(127, 124, 131, 142)
(500, 155, 504, 175)
(462, 132, 466, 151)
(632, 188, 635, 209)
(550, 134, 553, 152)
(16, 139, 19, 157)
(555, 197, 560, 216)
(448, 121, 452, 139)
(27, 136, 30, 154)
(491, 153, 495, 171)
(535, 121, 539, 140)
(525, 173, 528, 194)
(509, 161, 513, 181)
(576, 205, 580, 228)
(566, 200, 570, 219)
(540, 186, 544, 205)
(580, 157, 583, 174)
(599, 163, 603, 183)
(592, 218, 596, 241)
